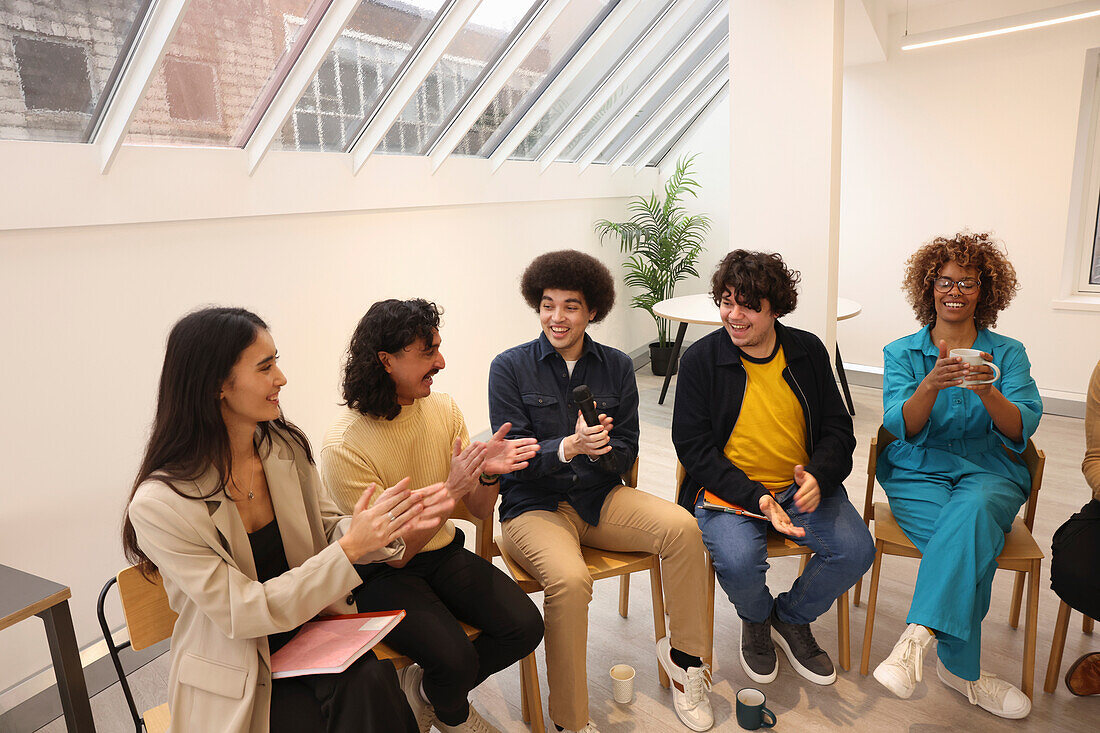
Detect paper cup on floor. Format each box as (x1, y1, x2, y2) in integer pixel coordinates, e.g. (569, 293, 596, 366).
(610, 664, 635, 703)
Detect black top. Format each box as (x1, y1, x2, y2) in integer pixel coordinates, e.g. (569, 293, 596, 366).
(672, 321, 856, 514)
(247, 517, 298, 654)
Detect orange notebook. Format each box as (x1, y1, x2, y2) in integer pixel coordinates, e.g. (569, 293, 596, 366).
(701, 490, 768, 521)
(270, 610, 405, 679)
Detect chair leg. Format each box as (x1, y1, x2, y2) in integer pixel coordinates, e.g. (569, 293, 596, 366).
(1009, 570, 1025, 629)
(1044, 600, 1072, 694)
(650, 564, 670, 689)
(860, 540, 884, 676)
(520, 655, 530, 723)
(1022, 560, 1039, 699)
(1085, 615, 1095, 634)
(619, 575, 630, 618)
(838, 590, 851, 672)
(520, 653, 544, 733)
(798, 553, 809, 576)
(853, 577, 863, 608)
(704, 551, 715, 670)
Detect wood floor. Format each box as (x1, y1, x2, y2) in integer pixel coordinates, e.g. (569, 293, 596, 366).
(37, 375, 1099, 732)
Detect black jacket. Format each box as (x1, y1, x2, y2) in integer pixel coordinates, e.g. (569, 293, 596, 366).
(672, 321, 855, 513)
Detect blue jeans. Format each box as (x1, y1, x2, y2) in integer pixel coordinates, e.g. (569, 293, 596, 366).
(695, 484, 874, 625)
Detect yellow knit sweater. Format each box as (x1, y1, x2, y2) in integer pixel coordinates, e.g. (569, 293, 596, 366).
(320, 393, 467, 552)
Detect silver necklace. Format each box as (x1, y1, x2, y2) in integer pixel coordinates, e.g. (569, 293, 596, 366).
(232, 453, 257, 500)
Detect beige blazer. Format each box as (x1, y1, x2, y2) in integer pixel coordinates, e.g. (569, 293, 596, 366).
(128, 427, 403, 733)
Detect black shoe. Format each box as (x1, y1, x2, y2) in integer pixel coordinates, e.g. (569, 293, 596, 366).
(769, 609, 836, 685)
(740, 618, 777, 683)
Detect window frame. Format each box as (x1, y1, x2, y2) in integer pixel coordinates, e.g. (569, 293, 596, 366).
(1059, 46, 1100, 309)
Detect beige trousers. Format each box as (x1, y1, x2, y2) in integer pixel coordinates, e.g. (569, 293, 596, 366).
(500, 486, 709, 730)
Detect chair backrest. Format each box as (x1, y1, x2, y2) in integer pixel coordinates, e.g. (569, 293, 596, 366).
(117, 566, 178, 651)
(864, 424, 1045, 531)
(623, 457, 640, 489)
(449, 500, 494, 560)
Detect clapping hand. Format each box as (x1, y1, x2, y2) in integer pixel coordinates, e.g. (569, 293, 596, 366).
(482, 422, 540, 475)
(792, 465, 821, 513)
(340, 478, 423, 561)
(445, 439, 486, 501)
(759, 494, 806, 538)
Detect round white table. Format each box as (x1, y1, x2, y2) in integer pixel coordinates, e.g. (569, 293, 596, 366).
(651, 293, 862, 412)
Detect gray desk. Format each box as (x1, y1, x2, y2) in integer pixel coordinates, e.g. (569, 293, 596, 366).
(1, 564, 96, 732)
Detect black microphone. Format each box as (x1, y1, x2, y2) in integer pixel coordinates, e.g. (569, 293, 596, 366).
(571, 384, 618, 474)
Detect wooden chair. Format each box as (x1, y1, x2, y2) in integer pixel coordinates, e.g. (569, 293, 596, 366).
(857, 425, 1045, 698)
(497, 459, 667, 733)
(653, 463, 851, 673)
(98, 566, 178, 733)
(1043, 600, 1097, 692)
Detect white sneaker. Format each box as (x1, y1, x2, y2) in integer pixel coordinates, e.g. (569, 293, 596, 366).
(437, 704, 501, 733)
(397, 664, 438, 733)
(656, 636, 714, 731)
(937, 664, 1031, 720)
(873, 623, 935, 699)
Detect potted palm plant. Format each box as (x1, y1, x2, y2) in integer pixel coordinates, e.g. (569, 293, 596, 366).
(595, 154, 711, 375)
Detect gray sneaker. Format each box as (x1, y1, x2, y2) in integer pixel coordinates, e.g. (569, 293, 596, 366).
(769, 609, 836, 685)
(740, 618, 778, 683)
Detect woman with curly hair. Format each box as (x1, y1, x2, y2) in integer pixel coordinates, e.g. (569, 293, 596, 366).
(872, 232, 1042, 719)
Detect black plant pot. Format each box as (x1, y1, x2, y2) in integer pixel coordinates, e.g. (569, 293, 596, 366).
(649, 342, 679, 376)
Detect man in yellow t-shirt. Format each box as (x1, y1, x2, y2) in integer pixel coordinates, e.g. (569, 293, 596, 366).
(672, 250, 874, 690)
(320, 299, 544, 733)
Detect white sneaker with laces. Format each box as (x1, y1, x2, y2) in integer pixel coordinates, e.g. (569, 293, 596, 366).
(873, 623, 935, 699)
(436, 704, 501, 733)
(397, 664, 438, 733)
(655, 636, 714, 731)
(937, 664, 1031, 719)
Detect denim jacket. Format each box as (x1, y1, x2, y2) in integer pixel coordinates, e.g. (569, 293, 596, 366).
(488, 333, 639, 525)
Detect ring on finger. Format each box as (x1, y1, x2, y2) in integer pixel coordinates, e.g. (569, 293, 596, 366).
(388, 511, 397, 522)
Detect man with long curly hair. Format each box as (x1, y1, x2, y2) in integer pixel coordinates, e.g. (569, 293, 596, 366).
(673, 250, 874, 690)
(319, 299, 545, 733)
(488, 250, 713, 733)
(871, 232, 1041, 719)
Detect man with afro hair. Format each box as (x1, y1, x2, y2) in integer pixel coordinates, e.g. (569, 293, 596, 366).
(488, 250, 713, 733)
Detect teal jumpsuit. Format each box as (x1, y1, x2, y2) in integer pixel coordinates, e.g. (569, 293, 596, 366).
(878, 326, 1042, 681)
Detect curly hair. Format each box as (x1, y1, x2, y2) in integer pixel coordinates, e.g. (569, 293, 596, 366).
(343, 299, 442, 420)
(520, 250, 615, 322)
(710, 249, 800, 317)
(902, 231, 1018, 330)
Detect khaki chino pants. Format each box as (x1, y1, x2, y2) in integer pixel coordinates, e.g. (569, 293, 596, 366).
(500, 486, 709, 730)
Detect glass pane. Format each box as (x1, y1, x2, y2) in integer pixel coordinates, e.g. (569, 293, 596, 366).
(126, 0, 326, 147)
(595, 26, 727, 164)
(0, 0, 148, 142)
(508, 0, 670, 161)
(276, 0, 446, 153)
(374, 0, 539, 156)
(451, 0, 613, 158)
(1092, 207, 1100, 285)
(556, 0, 723, 163)
(635, 73, 726, 168)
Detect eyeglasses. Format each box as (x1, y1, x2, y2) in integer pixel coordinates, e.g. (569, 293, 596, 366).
(933, 277, 980, 294)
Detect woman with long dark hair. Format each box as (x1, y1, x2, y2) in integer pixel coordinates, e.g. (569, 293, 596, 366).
(123, 307, 453, 732)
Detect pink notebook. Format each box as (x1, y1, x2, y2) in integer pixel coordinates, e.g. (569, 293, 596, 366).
(270, 610, 405, 679)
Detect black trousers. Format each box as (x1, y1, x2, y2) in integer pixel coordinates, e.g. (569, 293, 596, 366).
(270, 651, 416, 733)
(354, 529, 544, 726)
(1051, 498, 1100, 619)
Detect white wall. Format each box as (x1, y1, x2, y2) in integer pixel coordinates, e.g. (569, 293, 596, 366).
(0, 196, 653, 698)
(672, 7, 1100, 397)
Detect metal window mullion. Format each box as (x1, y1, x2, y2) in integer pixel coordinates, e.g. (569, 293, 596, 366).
(630, 71, 727, 171)
(243, 0, 360, 173)
(609, 48, 727, 172)
(427, 0, 571, 172)
(486, 0, 644, 172)
(576, 5, 727, 171)
(534, 0, 702, 172)
(93, 0, 193, 173)
(349, 0, 484, 173)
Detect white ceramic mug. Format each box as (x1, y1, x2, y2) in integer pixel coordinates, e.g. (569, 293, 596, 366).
(949, 348, 1000, 385)
(610, 664, 635, 704)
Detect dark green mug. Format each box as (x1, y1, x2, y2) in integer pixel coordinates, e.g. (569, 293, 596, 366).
(736, 687, 776, 730)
